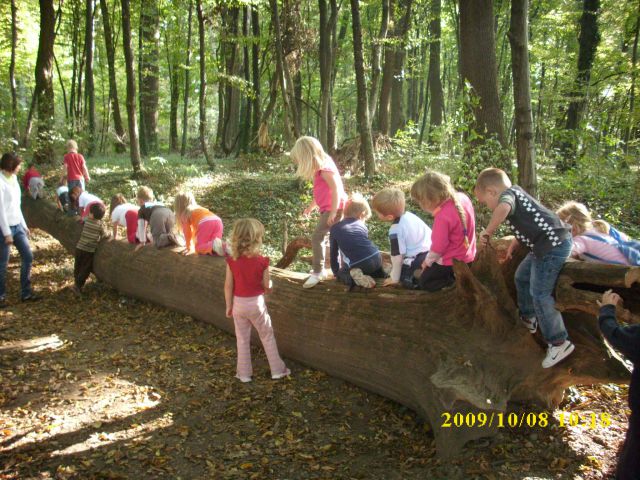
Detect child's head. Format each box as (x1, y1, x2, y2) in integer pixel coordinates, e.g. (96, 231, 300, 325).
(290, 136, 327, 180)
(110, 194, 127, 216)
(89, 202, 106, 220)
(371, 188, 405, 221)
(66, 139, 78, 153)
(411, 171, 456, 213)
(231, 218, 265, 260)
(344, 193, 372, 220)
(0, 152, 22, 173)
(136, 186, 154, 206)
(555, 201, 610, 236)
(174, 192, 196, 221)
(474, 168, 512, 210)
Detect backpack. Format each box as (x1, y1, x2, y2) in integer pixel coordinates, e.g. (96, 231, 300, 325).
(583, 227, 640, 266)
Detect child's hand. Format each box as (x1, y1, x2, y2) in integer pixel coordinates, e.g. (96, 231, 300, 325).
(479, 229, 491, 246)
(303, 206, 314, 217)
(505, 238, 518, 260)
(181, 248, 191, 256)
(327, 211, 337, 226)
(382, 278, 398, 287)
(225, 306, 233, 318)
(597, 289, 621, 308)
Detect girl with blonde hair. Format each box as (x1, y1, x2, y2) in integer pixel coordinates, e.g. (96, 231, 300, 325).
(410, 171, 476, 291)
(224, 218, 290, 382)
(174, 191, 225, 256)
(290, 136, 347, 288)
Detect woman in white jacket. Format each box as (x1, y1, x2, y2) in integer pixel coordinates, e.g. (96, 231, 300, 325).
(0, 153, 40, 307)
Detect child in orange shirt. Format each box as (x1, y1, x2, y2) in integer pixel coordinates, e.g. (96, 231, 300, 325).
(174, 192, 226, 256)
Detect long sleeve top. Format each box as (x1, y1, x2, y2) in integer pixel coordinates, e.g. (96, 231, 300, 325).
(0, 173, 27, 236)
(329, 217, 380, 275)
(181, 207, 217, 250)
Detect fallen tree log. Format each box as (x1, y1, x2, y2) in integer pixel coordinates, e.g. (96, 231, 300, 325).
(23, 198, 633, 457)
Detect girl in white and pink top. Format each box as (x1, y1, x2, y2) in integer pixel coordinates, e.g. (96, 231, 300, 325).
(70, 187, 104, 221)
(557, 201, 632, 266)
(109, 194, 140, 244)
(410, 171, 477, 291)
(290, 136, 347, 288)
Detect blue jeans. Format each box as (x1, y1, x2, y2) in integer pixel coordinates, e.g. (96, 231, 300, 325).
(0, 224, 33, 299)
(67, 178, 85, 192)
(514, 238, 572, 344)
(336, 253, 387, 287)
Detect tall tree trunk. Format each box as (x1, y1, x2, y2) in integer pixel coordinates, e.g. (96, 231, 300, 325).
(238, 5, 252, 153)
(34, 0, 56, 163)
(269, 0, 295, 145)
(9, 0, 19, 142)
(181, 0, 193, 157)
(69, 0, 80, 133)
(84, 0, 96, 156)
(318, 0, 332, 149)
(390, 0, 413, 136)
(120, 0, 142, 173)
(459, 0, 506, 155)
(196, 0, 213, 166)
(99, 0, 126, 153)
(369, 0, 390, 123)
(624, 0, 640, 152)
(378, 0, 395, 135)
(327, 1, 342, 151)
(350, 0, 376, 177)
(250, 5, 261, 145)
(560, 0, 600, 168)
(427, 0, 444, 135)
(169, 68, 180, 153)
(508, 0, 537, 196)
(222, 7, 241, 154)
(139, 0, 160, 155)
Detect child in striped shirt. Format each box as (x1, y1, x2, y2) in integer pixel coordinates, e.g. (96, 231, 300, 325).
(73, 203, 110, 295)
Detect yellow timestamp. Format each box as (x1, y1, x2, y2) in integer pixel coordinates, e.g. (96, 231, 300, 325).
(441, 411, 612, 429)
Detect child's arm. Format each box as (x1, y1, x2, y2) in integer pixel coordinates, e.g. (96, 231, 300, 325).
(112, 224, 119, 239)
(479, 203, 512, 245)
(82, 158, 90, 182)
(303, 199, 318, 216)
(383, 255, 403, 286)
(134, 217, 148, 251)
(597, 290, 640, 364)
(329, 234, 340, 277)
(224, 265, 234, 317)
(320, 170, 340, 226)
(262, 266, 273, 294)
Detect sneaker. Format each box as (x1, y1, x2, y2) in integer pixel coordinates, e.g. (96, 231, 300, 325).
(272, 368, 291, 380)
(520, 316, 538, 334)
(542, 340, 575, 368)
(303, 272, 325, 289)
(350, 268, 376, 288)
(21, 293, 42, 303)
(235, 375, 252, 383)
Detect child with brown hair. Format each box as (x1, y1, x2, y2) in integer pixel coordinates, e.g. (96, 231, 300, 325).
(73, 202, 110, 295)
(174, 191, 225, 256)
(224, 218, 290, 383)
(134, 186, 180, 250)
(410, 171, 476, 291)
(110, 194, 140, 244)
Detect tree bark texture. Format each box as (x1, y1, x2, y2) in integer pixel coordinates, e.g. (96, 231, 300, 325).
(350, 0, 376, 177)
(459, 0, 506, 147)
(196, 0, 213, 166)
(369, 0, 390, 123)
(169, 68, 180, 153)
(10, 0, 19, 142)
(120, 0, 142, 173)
(508, 0, 537, 197)
(221, 6, 242, 155)
(139, 0, 160, 155)
(23, 198, 634, 458)
(427, 0, 444, 132)
(378, 0, 395, 135)
(99, 0, 126, 153)
(389, 0, 413, 137)
(250, 6, 261, 146)
(34, 0, 56, 164)
(181, 0, 193, 157)
(84, 0, 96, 156)
(318, 0, 338, 151)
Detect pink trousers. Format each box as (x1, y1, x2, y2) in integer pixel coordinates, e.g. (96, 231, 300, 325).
(232, 295, 287, 378)
(195, 216, 223, 255)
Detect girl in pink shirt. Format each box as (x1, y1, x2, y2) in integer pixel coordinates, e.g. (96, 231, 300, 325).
(557, 201, 632, 265)
(290, 136, 347, 288)
(224, 218, 290, 383)
(411, 171, 477, 291)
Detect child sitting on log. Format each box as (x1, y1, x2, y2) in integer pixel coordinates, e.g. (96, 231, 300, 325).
(557, 201, 638, 266)
(475, 167, 574, 368)
(224, 218, 290, 383)
(110, 194, 140, 244)
(173, 191, 226, 256)
(597, 290, 640, 480)
(134, 186, 181, 250)
(73, 202, 110, 296)
(22, 163, 44, 200)
(329, 193, 388, 289)
(410, 171, 476, 292)
(371, 188, 431, 289)
(70, 186, 104, 221)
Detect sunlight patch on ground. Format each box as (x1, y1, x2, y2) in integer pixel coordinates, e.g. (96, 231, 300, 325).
(0, 334, 68, 353)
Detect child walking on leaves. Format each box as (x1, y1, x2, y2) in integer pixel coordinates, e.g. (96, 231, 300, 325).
(224, 218, 290, 383)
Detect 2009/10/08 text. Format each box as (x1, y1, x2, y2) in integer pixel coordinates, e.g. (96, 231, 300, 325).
(440, 412, 612, 429)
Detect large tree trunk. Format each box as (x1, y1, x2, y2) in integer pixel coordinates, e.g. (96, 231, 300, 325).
(169, 67, 180, 153)
(10, 0, 19, 142)
(34, 0, 56, 164)
(139, 0, 160, 155)
(120, 0, 142, 173)
(389, 0, 413, 137)
(84, 0, 96, 156)
(377, 0, 395, 135)
(181, 0, 193, 157)
(250, 6, 261, 146)
(624, 2, 640, 152)
(427, 0, 444, 134)
(560, 0, 600, 169)
(23, 198, 634, 458)
(369, 0, 390, 123)
(221, 6, 242, 155)
(99, 0, 126, 153)
(350, 0, 376, 177)
(196, 0, 213, 166)
(459, 0, 506, 150)
(318, 0, 338, 150)
(508, 0, 537, 197)
(238, 5, 252, 153)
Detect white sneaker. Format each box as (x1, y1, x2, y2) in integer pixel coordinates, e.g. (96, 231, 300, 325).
(235, 375, 252, 383)
(542, 340, 575, 368)
(272, 368, 291, 380)
(350, 268, 376, 288)
(520, 316, 538, 334)
(303, 272, 325, 289)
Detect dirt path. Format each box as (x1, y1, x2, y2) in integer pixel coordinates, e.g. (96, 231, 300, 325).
(0, 231, 629, 479)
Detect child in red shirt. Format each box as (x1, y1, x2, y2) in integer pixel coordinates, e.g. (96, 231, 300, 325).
(63, 139, 90, 193)
(224, 218, 290, 383)
(22, 163, 44, 199)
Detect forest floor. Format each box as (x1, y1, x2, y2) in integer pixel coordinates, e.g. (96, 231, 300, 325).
(0, 229, 632, 479)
